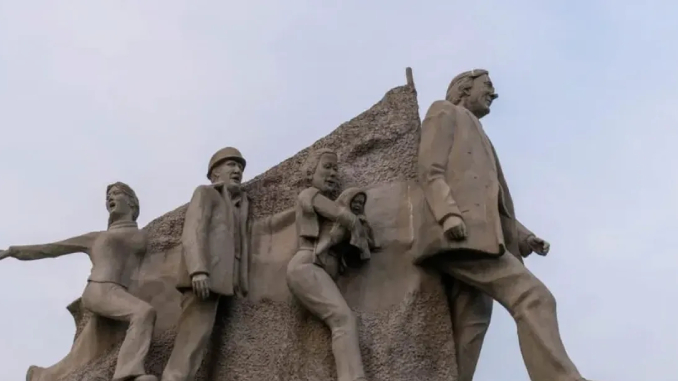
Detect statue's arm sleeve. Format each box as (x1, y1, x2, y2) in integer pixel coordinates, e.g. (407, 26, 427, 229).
(516, 219, 536, 257)
(9, 232, 99, 260)
(418, 102, 462, 223)
(311, 193, 356, 230)
(182, 186, 212, 277)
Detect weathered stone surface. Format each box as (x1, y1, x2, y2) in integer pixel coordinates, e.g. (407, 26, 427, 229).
(28, 76, 460, 381)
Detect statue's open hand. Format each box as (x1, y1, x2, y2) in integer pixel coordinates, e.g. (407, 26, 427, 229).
(527, 236, 550, 256)
(0, 248, 13, 261)
(443, 215, 467, 241)
(191, 273, 211, 300)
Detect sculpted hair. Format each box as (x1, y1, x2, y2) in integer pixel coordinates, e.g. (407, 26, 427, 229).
(445, 69, 489, 105)
(106, 181, 140, 222)
(302, 148, 337, 184)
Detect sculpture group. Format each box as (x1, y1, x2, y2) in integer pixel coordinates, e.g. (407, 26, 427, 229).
(0, 69, 593, 381)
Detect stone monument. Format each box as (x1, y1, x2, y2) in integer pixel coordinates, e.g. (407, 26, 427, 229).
(14, 68, 462, 381)
(2, 67, 595, 381)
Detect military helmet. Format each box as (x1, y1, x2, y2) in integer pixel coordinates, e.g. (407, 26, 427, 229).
(207, 147, 246, 179)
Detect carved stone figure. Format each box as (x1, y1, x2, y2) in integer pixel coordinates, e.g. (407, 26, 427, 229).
(286, 149, 375, 381)
(416, 69, 589, 381)
(161, 146, 250, 381)
(314, 187, 378, 273)
(0, 182, 157, 381)
(12, 71, 475, 381)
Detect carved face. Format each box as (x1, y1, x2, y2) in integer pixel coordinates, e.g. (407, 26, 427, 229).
(211, 159, 244, 189)
(350, 193, 366, 215)
(465, 74, 497, 119)
(106, 186, 133, 219)
(311, 153, 339, 194)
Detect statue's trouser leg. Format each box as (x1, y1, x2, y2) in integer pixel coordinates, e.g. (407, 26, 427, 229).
(161, 291, 220, 381)
(81, 282, 156, 381)
(446, 279, 493, 381)
(432, 252, 583, 381)
(287, 249, 366, 381)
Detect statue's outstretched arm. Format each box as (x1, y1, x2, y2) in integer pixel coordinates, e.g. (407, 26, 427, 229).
(1, 231, 100, 261)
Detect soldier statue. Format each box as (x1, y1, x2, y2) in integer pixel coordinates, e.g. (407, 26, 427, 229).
(161, 147, 251, 381)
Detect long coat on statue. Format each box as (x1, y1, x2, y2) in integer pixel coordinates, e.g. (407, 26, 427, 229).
(176, 183, 250, 296)
(415, 100, 534, 264)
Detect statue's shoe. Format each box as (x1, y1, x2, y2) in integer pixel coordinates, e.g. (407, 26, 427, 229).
(135, 375, 159, 381)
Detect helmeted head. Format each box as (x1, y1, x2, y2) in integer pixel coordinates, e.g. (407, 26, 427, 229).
(446, 69, 498, 119)
(302, 148, 340, 196)
(207, 147, 246, 189)
(106, 181, 140, 225)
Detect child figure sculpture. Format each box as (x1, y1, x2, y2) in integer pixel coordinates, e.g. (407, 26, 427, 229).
(314, 187, 378, 276)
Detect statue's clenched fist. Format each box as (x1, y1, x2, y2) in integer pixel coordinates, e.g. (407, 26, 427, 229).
(443, 215, 467, 241)
(527, 236, 550, 256)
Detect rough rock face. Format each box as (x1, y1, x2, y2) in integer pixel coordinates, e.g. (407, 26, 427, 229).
(28, 75, 460, 381)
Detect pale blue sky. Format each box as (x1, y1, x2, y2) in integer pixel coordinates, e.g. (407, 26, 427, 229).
(1, 1, 676, 380)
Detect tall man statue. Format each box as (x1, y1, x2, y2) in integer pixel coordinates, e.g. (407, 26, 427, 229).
(417, 69, 591, 381)
(161, 147, 250, 381)
(0, 182, 157, 381)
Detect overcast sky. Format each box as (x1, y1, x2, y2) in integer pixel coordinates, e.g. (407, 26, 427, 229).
(0, 1, 676, 380)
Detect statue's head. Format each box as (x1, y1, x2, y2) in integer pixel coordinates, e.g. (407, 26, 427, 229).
(349, 192, 367, 215)
(446, 69, 498, 119)
(106, 181, 139, 226)
(303, 148, 340, 197)
(207, 147, 246, 192)
(335, 187, 367, 215)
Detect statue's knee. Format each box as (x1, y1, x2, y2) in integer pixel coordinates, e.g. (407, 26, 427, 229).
(133, 304, 156, 323)
(533, 283, 557, 310)
(327, 308, 357, 332)
(286, 252, 309, 282)
(286, 262, 303, 288)
(512, 280, 557, 319)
